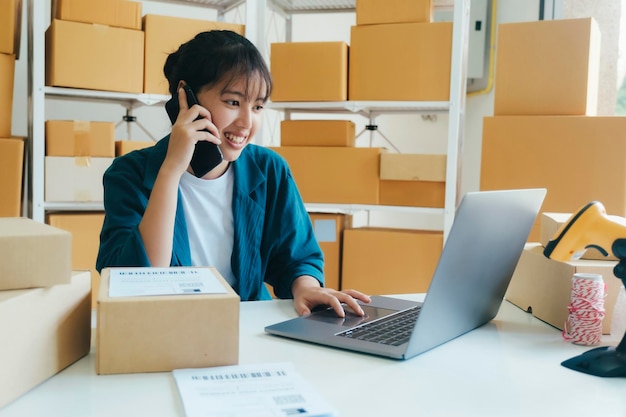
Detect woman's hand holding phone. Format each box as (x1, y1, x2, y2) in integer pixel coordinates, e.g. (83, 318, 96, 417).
(164, 86, 222, 178)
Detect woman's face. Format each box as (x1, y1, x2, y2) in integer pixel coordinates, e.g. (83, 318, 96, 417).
(196, 74, 267, 163)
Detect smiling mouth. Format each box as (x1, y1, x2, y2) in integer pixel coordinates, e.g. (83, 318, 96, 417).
(223, 132, 247, 145)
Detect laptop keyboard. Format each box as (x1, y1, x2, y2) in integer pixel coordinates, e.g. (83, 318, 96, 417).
(336, 306, 421, 346)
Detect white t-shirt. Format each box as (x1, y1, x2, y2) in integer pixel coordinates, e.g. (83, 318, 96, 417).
(178, 168, 236, 287)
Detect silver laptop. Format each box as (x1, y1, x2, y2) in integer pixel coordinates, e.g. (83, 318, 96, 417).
(265, 188, 547, 360)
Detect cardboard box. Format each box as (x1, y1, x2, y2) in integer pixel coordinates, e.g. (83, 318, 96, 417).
(143, 14, 245, 94)
(96, 267, 240, 374)
(356, 0, 432, 25)
(0, 271, 91, 409)
(379, 180, 445, 208)
(270, 146, 382, 204)
(539, 211, 626, 261)
(0, 217, 72, 291)
(380, 153, 446, 181)
(506, 244, 622, 335)
(342, 227, 442, 294)
(56, 0, 142, 30)
(310, 213, 352, 290)
(47, 212, 105, 307)
(271, 42, 349, 102)
(494, 18, 600, 116)
(281, 120, 355, 147)
(0, 137, 24, 217)
(349, 22, 452, 101)
(0, 0, 19, 55)
(46, 120, 115, 157)
(480, 116, 626, 241)
(0, 53, 15, 137)
(45, 156, 114, 202)
(115, 140, 154, 156)
(45, 19, 144, 93)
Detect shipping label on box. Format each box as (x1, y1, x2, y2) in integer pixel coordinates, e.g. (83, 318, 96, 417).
(0, 271, 91, 408)
(96, 267, 240, 374)
(45, 156, 113, 202)
(0, 217, 72, 290)
(46, 120, 115, 157)
(271, 42, 349, 102)
(506, 244, 621, 335)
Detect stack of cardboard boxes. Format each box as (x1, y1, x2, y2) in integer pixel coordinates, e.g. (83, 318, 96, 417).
(0, 0, 24, 218)
(0, 218, 91, 408)
(42, 0, 245, 307)
(269, 0, 447, 293)
(480, 18, 624, 334)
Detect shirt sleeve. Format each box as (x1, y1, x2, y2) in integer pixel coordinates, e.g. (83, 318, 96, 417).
(96, 156, 152, 273)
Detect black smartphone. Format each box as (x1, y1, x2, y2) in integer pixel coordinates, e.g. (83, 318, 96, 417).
(165, 84, 223, 178)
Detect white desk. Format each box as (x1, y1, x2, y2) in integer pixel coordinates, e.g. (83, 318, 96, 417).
(1, 297, 625, 417)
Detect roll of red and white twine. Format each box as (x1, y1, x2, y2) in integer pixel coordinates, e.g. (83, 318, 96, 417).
(563, 273, 606, 345)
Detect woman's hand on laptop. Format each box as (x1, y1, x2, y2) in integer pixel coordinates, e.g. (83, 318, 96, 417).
(291, 275, 371, 317)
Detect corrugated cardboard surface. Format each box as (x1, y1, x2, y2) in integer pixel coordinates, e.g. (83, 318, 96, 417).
(380, 153, 446, 181)
(494, 18, 600, 116)
(356, 0, 432, 25)
(379, 180, 445, 208)
(342, 227, 442, 294)
(0, 137, 24, 217)
(271, 42, 349, 102)
(281, 120, 355, 147)
(47, 212, 105, 308)
(0, 271, 91, 409)
(46, 120, 115, 157)
(115, 140, 155, 156)
(0, 53, 15, 137)
(506, 244, 621, 335)
(56, 0, 142, 30)
(44, 156, 114, 202)
(0, 0, 18, 55)
(0, 217, 72, 290)
(309, 213, 352, 290)
(480, 116, 626, 241)
(270, 146, 382, 204)
(349, 22, 452, 101)
(45, 19, 144, 93)
(96, 267, 240, 374)
(143, 14, 245, 94)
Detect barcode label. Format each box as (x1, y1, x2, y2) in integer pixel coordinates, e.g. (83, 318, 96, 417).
(191, 370, 288, 381)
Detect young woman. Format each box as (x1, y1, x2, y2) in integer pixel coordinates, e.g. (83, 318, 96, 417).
(96, 30, 370, 317)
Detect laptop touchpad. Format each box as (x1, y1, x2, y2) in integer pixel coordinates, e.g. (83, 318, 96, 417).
(305, 305, 398, 327)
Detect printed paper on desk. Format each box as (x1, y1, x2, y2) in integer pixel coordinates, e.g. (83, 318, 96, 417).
(108, 267, 228, 297)
(173, 362, 338, 417)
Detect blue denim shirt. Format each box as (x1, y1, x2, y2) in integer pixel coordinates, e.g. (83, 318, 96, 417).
(96, 137, 324, 301)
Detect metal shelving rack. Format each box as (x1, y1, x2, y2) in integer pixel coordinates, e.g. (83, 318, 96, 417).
(27, 0, 469, 241)
(266, 0, 470, 241)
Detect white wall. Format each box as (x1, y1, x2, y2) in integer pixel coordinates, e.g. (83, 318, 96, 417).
(11, 0, 619, 228)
